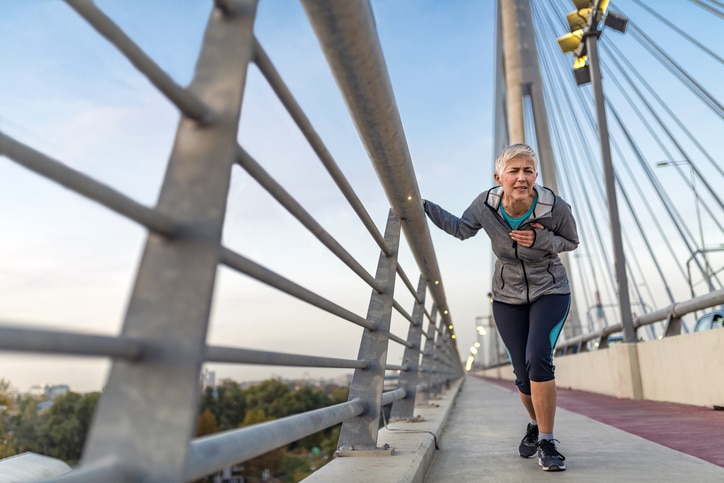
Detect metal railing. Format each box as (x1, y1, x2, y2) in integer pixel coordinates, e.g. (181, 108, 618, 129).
(0, 0, 463, 481)
(555, 288, 724, 354)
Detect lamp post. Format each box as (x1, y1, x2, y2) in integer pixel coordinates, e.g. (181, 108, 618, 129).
(656, 160, 713, 293)
(556, 0, 636, 343)
(474, 320, 486, 369)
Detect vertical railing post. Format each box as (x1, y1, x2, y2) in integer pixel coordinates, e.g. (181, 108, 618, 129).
(77, 1, 259, 480)
(420, 306, 438, 401)
(433, 326, 447, 395)
(390, 276, 427, 419)
(337, 210, 400, 452)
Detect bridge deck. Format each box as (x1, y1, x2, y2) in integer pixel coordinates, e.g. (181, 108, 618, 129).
(425, 376, 724, 482)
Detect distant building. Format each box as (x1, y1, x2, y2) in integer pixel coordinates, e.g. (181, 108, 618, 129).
(28, 384, 69, 402)
(201, 368, 216, 391)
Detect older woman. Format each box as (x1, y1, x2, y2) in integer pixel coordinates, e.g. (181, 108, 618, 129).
(423, 143, 579, 472)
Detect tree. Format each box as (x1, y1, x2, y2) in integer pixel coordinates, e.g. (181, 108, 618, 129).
(199, 380, 246, 431)
(245, 379, 292, 418)
(0, 379, 16, 408)
(9, 394, 42, 455)
(195, 408, 219, 437)
(34, 392, 99, 463)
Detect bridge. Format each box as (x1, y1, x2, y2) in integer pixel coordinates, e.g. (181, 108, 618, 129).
(0, 0, 722, 481)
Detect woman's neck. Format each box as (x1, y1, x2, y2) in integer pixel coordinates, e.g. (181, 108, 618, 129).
(502, 195, 535, 218)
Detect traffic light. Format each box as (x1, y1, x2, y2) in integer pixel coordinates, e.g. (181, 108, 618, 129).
(556, 0, 623, 86)
(604, 11, 629, 32)
(557, 29, 584, 54)
(566, 8, 591, 31)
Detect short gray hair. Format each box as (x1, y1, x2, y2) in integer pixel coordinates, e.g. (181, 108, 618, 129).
(494, 144, 538, 178)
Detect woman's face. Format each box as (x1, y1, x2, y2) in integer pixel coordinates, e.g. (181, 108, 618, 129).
(494, 155, 538, 202)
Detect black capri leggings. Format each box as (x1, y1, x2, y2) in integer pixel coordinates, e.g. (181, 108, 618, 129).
(492, 293, 571, 396)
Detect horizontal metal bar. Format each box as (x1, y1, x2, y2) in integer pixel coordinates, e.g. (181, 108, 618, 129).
(393, 300, 414, 325)
(186, 398, 365, 481)
(389, 332, 413, 348)
(396, 264, 421, 303)
(64, 0, 208, 121)
(252, 38, 391, 257)
(206, 345, 367, 369)
(0, 132, 178, 237)
(236, 146, 383, 293)
(381, 387, 406, 406)
(636, 288, 724, 326)
(385, 364, 406, 371)
(0, 325, 143, 360)
(220, 247, 375, 330)
(559, 289, 724, 349)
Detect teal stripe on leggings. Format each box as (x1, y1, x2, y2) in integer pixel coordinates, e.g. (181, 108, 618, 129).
(548, 297, 571, 357)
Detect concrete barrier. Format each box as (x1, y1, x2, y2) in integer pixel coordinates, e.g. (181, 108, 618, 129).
(302, 377, 464, 483)
(479, 329, 724, 408)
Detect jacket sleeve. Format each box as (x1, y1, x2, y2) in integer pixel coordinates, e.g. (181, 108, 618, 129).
(423, 196, 484, 240)
(532, 198, 579, 253)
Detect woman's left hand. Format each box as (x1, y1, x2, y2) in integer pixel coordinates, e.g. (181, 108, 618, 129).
(510, 222, 544, 248)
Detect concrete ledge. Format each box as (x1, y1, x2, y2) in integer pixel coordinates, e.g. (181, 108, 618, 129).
(302, 377, 464, 483)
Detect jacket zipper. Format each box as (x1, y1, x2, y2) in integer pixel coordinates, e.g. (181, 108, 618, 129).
(513, 241, 531, 304)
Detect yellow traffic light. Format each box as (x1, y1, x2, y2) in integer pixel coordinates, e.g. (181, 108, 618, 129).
(557, 29, 583, 53)
(573, 55, 587, 69)
(566, 8, 591, 31)
(572, 0, 608, 11)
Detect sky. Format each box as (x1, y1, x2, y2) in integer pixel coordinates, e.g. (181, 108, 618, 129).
(1, 0, 722, 393)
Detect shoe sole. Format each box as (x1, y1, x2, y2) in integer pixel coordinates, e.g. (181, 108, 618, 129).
(539, 461, 566, 471)
(519, 451, 536, 458)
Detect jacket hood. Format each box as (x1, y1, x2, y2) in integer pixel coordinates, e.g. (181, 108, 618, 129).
(485, 184, 556, 220)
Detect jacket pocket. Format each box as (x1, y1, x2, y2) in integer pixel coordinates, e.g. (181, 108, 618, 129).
(497, 265, 506, 290)
(546, 262, 556, 284)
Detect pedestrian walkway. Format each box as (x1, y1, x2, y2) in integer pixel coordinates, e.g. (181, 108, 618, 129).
(425, 376, 724, 482)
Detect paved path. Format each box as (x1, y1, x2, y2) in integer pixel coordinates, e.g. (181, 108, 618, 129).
(425, 376, 724, 482)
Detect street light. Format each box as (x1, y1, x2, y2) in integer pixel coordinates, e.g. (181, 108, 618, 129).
(656, 160, 713, 292)
(556, 0, 636, 344)
(556, 1, 627, 86)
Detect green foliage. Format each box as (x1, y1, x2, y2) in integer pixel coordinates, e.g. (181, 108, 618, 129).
(0, 376, 348, 477)
(280, 453, 311, 482)
(0, 379, 16, 407)
(8, 394, 42, 455)
(199, 380, 246, 431)
(244, 379, 293, 418)
(198, 378, 347, 481)
(195, 408, 219, 437)
(35, 392, 100, 463)
(0, 391, 99, 463)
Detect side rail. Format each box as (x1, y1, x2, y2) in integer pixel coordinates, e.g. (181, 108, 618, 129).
(0, 0, 463, 481)
(556, 288, 724, 354)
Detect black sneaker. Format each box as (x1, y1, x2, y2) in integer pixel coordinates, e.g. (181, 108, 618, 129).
(518, 423, 539, 458)
(537, 439, 566, 471)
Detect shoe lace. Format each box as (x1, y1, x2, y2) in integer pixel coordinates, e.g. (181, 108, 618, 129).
(524, 424, 538, 443)
(537, 439, 565, 461)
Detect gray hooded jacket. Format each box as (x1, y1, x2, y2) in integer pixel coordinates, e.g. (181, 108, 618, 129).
(424, 184, 579, 305)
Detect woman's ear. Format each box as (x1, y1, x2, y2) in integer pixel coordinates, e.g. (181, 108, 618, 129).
(493, 173, 502, 186)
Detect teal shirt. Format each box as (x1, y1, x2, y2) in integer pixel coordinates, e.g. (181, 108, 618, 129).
(501, 193, 538, 229)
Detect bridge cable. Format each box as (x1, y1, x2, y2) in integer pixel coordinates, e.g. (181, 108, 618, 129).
(600, 42, 724, 220)
(626, 22, 723, 118)
(624, 0, 724, 64)
(602, 41, 724, 179)
(688, 0, 724, 18)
